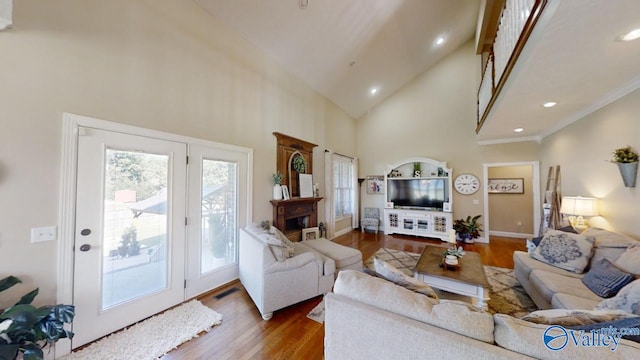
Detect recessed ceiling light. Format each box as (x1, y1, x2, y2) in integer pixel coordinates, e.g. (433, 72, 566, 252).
(369, 87, 378, 95)
(542, 101, 557, 108)
(513, 128, 524, 133)
(619, 28, 640, 42)
(434, 36, 445, 47)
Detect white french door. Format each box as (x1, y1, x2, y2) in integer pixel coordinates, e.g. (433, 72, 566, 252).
(72, 127, 187, 347)
(185, 144, 248, 298)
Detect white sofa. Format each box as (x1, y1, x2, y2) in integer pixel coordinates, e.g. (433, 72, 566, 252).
(515, 228, 640, 310)
(325, 270, 640, 359)
(239, 227, 335, 320)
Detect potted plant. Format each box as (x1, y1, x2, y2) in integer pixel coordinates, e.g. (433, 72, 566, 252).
(0, 276, 75, 360)
(611, 146, 638, 187)
(453, 215, 483, 243)
(272, 171, 283, 200)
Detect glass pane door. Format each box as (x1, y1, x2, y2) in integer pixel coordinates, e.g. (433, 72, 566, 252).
(102, 150, 169, 309)
(201, 159, 238, 274)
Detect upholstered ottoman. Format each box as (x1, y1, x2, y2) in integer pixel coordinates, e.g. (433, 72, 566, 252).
(301, 238, 363, 277)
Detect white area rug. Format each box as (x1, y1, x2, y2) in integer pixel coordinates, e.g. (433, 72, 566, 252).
(306, 297, 325, 324)
(63, 300, 222, 360)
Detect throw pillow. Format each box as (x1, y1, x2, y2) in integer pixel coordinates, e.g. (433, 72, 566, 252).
(581, 258, 635, 298)
(269, 226, 295, 257)
(614, 246, 640, 275)
(520, 309, 636, 326)
(530, 229, 594, 273)
(373, 258, 439, 300)
(269, 244, 290, 262)
(583, 227, 639, 249)
(595, 279, 640, 315)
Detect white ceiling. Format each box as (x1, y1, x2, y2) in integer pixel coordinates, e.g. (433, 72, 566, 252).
(195, 0, 479, 119)
(477, 0, 640, 143)
(194, 0, 640, 143)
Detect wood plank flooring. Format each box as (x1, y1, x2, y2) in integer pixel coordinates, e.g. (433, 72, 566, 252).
(162, 231, 526, 360)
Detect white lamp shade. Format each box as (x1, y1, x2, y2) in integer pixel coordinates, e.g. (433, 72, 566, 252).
(0, 0, 12, 31)
(560, 196, 598, 217)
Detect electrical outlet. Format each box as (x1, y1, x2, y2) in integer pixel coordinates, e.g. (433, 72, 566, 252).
(31, 226, 57, 243)
(517, 221, 523, 227)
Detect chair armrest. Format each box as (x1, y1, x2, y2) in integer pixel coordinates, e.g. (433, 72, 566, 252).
(264, 252, 318, 274)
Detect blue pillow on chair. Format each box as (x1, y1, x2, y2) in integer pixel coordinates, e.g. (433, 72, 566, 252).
(582, 258, 635, 298)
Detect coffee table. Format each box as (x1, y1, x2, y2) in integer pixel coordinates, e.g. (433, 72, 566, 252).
(413, 246, 490, 310)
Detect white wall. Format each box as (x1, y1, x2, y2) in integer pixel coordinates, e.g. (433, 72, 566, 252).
(540, 88, 640, 238)
(0, 0, 356, 306)
(357, 40, 541, 232)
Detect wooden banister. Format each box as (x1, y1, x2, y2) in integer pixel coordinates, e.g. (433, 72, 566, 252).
(476, 0, 548, 133)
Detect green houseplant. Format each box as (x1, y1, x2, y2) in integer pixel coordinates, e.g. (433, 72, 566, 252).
(611, 146, 638, 187)
(0, 276, 75, 360)
(272, 171, 283, 200)
(452, 215, 483, 243)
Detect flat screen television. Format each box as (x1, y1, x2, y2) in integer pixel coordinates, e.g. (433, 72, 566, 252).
(387, 178, 447, 210)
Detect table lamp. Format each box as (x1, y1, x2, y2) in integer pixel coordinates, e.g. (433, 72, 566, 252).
(559, 196, 598, 232)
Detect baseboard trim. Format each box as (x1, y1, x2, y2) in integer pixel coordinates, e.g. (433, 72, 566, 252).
(490, 230, 532, 239)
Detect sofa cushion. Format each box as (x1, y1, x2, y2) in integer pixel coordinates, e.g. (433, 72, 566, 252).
(529, 270, 603, 303)
(301, 238, 362, 269)
(293, 243, 335, 276)
(551, 293, 600, 310)
(494, 314, 640, 358)
(581, 258, 635, 298)
(333, 270, 494, 343)
(614, 246, 640, 275)
(583, 227, 639, 249)
(520, 308, 636, 326)
(373, 258, 438, 300)
(596, 279, 640, 315)
(530, 229, 594, 273)
(514, 251, 584, 280)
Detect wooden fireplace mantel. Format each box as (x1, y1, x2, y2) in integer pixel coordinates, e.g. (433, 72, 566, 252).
(270, 197, 323, 241)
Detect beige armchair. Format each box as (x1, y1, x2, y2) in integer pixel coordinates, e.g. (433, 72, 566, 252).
(239, 226, 335, 320)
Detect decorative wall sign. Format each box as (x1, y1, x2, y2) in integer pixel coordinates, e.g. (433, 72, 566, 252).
(366, 176, 385, 194)
(488, 178, 524, 194)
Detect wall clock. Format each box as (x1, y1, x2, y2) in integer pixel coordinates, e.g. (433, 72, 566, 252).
(454, 173, 480, 195)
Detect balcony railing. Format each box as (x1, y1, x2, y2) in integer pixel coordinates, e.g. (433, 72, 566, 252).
(476, 0, 547, 133)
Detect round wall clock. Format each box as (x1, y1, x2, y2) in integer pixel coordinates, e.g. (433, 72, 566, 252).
(454, 173, 480, 195)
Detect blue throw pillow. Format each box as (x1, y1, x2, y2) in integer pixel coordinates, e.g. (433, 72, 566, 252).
(582, 258, 635, 298)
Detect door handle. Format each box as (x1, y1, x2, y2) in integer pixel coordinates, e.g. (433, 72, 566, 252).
(79, 244, 91, 252)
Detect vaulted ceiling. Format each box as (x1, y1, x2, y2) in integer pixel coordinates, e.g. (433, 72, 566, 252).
(194, 0, 640, 143)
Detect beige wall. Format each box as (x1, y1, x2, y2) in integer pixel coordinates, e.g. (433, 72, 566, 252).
(357, 40, 541, 234)
(0, 0, 356, 306)
(540, 88, 640, 238)
(488, 166, 534, 234)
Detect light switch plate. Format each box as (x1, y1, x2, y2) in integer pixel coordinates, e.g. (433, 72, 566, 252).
(31, 226, 57, 243)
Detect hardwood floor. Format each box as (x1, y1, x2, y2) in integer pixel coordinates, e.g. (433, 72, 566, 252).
(162, 231, 526, 359)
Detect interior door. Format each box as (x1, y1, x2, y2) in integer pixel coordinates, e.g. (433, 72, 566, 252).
(72, 127, 187, 347)
(185, 144, 248, 298)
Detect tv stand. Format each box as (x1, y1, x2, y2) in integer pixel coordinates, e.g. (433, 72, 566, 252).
(384, 208, 452, 241)
(384, 157, 453, 241)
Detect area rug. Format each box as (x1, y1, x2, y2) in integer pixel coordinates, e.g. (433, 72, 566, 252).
(63, 300, 223, 360)
(307, 297, 325, 324)
(363, 248, 538, 318)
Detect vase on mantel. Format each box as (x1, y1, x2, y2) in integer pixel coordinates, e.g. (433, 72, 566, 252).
(273, 185, 283, 200)
(617, 162, 638, 188)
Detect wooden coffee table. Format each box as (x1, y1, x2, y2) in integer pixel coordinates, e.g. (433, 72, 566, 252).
(413, 246, 490, 310)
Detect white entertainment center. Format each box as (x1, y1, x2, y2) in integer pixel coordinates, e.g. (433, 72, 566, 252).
(383, 158, 453, 241)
